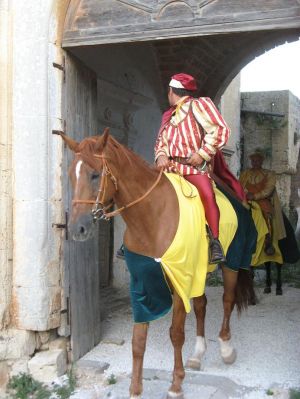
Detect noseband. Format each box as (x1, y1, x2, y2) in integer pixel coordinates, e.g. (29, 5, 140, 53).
(72, 153, 163, 222)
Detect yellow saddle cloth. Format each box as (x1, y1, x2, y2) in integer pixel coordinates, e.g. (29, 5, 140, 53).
(160, 173, 238, 313)
(250, 201, 283, 266)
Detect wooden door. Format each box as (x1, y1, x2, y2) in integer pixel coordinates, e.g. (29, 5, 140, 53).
(62, 53, 105, 361)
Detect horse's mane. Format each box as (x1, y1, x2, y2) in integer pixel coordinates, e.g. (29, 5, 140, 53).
(77, 134, 158, 176)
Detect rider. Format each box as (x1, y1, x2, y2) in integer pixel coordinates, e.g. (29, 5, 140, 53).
(240, 150, 286, 255)
(155, 73, 231, 264)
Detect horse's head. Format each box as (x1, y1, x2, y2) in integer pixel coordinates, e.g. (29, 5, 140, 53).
(61, 128, 116, 241)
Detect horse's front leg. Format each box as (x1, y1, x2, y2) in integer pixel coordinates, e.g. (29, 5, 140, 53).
(168, 291, 186, 399)
(186, 294, 207, 371)
(264, 261, 272, 293)
(130, 323, 149, 399)
(276, 263, 282, 295)
(219, 265, 237, 364)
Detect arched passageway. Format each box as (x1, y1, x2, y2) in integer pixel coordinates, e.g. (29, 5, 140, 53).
(60, 0, 300, 360)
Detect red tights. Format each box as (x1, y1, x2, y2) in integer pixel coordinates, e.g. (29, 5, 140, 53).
(185, 173, 220, 238)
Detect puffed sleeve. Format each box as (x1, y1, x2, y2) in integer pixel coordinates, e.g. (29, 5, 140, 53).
(192, 97, 231, 161)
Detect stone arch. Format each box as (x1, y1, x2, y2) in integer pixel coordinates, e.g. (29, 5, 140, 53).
(55, 0, 300, 360)
(62, 0, 300, 102)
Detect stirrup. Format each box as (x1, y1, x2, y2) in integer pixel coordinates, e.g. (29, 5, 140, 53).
(208, 238, 226, 264)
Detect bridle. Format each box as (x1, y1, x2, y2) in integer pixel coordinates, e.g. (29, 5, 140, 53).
(72, 153, 164, 222)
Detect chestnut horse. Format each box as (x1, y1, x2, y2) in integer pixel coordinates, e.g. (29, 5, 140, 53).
(61, 129, 255, 399)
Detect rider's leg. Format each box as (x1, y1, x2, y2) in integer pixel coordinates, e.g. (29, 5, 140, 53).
(185, 173, 219, 237)
(262, 213, 275, 256)
(185, 173, 226, 263)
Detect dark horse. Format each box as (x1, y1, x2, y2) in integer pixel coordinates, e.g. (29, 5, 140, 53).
(61, 129, 256, 399)
(250, 202, 300, 295)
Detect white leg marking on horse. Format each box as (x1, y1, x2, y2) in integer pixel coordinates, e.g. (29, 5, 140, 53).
(75, 160, 83, 180)
(193, 336, 207, 358)
(130, 396, 141, 399)
(186, 336, 206, 370)
(218, 337, 237, 364)
(167, 391, 184, 399)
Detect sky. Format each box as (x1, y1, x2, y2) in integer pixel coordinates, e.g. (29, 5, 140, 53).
(240, 39, 300, 99)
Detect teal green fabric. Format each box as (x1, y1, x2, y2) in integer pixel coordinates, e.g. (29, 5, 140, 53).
(217, 184, 257, 271)
(124, 247, 172, 323)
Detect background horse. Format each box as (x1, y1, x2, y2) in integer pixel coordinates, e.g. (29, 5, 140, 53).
(61, 129, 255, 399)
(250, 202, 300, 295)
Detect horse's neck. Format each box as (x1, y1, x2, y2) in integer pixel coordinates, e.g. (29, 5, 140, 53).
(114, 161, 161, 224)
(110, 151, 178, 258)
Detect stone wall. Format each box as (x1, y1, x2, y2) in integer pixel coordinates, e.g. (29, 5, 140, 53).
(0, 0, 71, 388)
(220, 74, 241, 176)
(241, 90, 300, 217)
(0, 0, 13, 330)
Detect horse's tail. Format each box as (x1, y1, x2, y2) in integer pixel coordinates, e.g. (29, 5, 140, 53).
(235, 268, 257, 315)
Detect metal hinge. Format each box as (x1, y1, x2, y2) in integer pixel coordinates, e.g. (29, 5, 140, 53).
(60, 296, 70, 325)
(52, 212, 69, 240)
(53, 56, 65, 82)
(52, 129, 64, 136)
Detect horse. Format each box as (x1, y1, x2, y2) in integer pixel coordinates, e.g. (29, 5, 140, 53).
(250, 201, 300, 295)
(61, 128, 256, 399)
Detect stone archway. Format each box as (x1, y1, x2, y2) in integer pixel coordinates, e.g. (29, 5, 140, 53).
(62, 0, 300, 102)
(58, 0, 300, 360)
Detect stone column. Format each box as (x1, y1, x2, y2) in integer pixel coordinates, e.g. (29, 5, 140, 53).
(11, 0, 63, 331)
(0, 0, 13, 329)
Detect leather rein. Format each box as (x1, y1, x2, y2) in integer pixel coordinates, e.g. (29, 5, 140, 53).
(72, 153, 164, 221)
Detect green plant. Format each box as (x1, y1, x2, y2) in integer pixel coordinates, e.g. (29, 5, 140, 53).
(266, 388, 274, 395)
(7, 370, 76, 399)
(206, 270, 223, 287)
(107, 374, 117, 385)
(290, 388, 300, 399)
(7, 373, 51, 399)
(52, 368, 76, 399)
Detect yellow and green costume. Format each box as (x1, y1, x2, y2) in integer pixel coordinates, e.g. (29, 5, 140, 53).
(125, 173, 238, 322)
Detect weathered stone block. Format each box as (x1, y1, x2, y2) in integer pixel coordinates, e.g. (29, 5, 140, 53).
(9, 357, 29, 377)
(0, 329, 36, 360)
(49, 337, 68, 351)
(28, 349, 67, 383)
(0, 361, 9, 388)
(75, 359, 109, 376)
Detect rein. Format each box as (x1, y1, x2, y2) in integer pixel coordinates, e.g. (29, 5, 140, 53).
(72, 153, 164, 221)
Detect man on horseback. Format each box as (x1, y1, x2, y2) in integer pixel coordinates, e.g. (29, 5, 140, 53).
(155, 73, 231, 264)
(240, 150, 286, 255)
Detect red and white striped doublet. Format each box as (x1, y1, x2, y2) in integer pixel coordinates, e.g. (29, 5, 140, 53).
(155, 97, 231, 175)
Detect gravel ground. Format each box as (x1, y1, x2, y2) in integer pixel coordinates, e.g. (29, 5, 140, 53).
(79, 283, 300, 395)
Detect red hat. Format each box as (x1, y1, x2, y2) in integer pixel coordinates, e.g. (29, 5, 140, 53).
(169, 73, 197, 91)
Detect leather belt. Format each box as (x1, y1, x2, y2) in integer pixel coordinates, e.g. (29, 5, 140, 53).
(170, 156, 208, 173)
(170, 156, 191, 165)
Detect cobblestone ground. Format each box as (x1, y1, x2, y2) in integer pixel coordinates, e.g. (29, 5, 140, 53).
(1, 282, 298, 398)
(68, 283, 300, 399)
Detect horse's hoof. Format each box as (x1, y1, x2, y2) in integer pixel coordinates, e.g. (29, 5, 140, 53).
(167, 391, 184, 399)
(276, 288, 283, 295)
(264, 286, 271, 294)
(222, 348, 237, 364)
(249, 297, 256, 305)
(185, 357, 201, 371)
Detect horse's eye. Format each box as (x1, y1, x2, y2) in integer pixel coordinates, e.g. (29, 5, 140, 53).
(91, 173, 100, 180)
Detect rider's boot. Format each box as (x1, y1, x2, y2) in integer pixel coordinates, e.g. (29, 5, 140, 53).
(264, 233, 275, 256)
(206, 225, 226, 264)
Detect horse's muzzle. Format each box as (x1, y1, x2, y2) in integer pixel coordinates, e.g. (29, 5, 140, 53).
(69, 214, 96, 241)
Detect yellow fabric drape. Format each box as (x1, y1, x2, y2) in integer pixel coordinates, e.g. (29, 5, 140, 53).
(250, 201, 283, 266)
(161, 173, 237, 312)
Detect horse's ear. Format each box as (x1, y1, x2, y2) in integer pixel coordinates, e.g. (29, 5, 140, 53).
(95, 127, 110, 152)
(60, 133, 79, 152)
